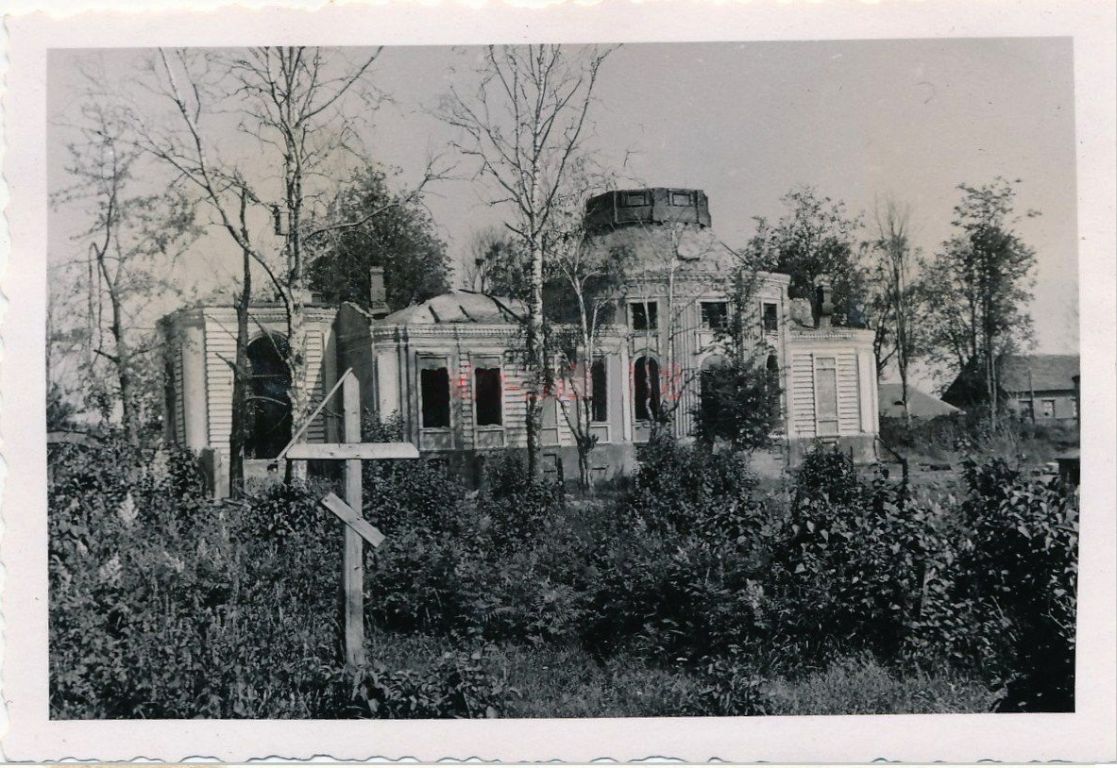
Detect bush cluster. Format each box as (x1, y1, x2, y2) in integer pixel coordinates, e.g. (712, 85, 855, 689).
(48, 437, 506, 719)
(49, 432, 1078, 717)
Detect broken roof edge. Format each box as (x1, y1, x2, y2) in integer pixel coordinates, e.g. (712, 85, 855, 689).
(378, 290, 528, 326)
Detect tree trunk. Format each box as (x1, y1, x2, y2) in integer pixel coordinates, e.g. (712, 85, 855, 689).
(285, 291, 310, 484)
(229, 220, 252, 494)
(107, 288, 140, 447)
(524, 234, 545, 479)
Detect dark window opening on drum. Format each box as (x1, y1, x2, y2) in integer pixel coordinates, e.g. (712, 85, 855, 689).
(420, 366, 451, 428)
(474, 365, 503, 426)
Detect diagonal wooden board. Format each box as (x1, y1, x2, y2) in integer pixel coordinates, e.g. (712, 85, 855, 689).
(320, 492, 386, 548)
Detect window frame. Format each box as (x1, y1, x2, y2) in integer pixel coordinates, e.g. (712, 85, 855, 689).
(630, 300, 659, 332)
(620, 190, 649, 208)
(472, 357, 504, 429)
(418, 356, 453, 431)
(700, 300, 729, 331)
(762, 302, 779, 333)
(590, 357, 608, 424)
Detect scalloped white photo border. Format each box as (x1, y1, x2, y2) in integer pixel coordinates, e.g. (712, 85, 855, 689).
(1, 1, 1114, 762)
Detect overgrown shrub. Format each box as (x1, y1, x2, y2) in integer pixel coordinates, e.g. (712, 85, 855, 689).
(50, 426, 1078, 717)
(952, 458, 1078, 711)
(477, 450, 565, 549)
(678, 650, 771, 716)
(316, 649, 515, 719)
(628, 434, 766, 540)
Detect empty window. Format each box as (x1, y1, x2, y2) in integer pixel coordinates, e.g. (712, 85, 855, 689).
(1019, 398, 1034, 421)
(701, 301, 728, 330)
(621, 191, 648, 207)
(766, 354, 781, 418)
(815, 357, 838, 436)
(420, 366, 451, 428)
(631, 301, 658, 331)
(763, 303, 779, 333)
(1041, 399, 1056, 419)
(591, 358, 608, 423)
(634, 356, 661, 421)
(474, 365, 503, 426)
(670, 190, 692, 206)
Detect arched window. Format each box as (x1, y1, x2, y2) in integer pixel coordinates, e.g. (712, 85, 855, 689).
(766, 354, 781, 417)
(633, 355, 661, 421)
(246, 334, 292, 459)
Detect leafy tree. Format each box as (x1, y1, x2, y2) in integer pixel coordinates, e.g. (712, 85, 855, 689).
(461, 226, 531, 300)
(743, 187, 866, 326)
(921, 178, 1038, 424)
(307, 167, 451, 312)
(693, 271, 781, 451)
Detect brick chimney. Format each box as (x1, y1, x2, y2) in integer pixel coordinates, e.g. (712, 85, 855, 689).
(813, 277, 834, 329)
(369, 267, 390, 319)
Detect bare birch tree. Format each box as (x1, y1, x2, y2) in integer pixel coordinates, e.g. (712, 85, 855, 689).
(130, 46, 441, 482)
(441, 44, 614, 477)
(544, 181, 632, 490)
(132, 48, 379, 456)
(866, 198, 925, 426)
(51, 100, 199, 446)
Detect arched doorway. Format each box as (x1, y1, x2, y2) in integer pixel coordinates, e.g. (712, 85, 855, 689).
(246, 333, 292, 459)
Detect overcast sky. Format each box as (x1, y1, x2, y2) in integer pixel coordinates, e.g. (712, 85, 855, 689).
(48, 38, 1079, 365)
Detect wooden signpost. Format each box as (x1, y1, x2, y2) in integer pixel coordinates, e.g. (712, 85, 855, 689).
(280, 369, 418, 668)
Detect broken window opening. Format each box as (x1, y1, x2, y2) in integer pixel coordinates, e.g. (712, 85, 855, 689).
(766, 354, 781, 418)
(474, 365, 503, 427)
(631, 301, 658, 331)
(634, 355, 661, 422)
(591, 358, 608, 423)
(246, 333, 292, 459)
(621, 191, 649, 207)
(701, 301, 729, 331)
(420, 366, 451, 429)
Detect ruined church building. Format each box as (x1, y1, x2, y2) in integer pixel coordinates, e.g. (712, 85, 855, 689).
(162, 188, 880, 493)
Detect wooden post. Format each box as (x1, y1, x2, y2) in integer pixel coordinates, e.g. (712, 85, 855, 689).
(342, 373, 367, 668)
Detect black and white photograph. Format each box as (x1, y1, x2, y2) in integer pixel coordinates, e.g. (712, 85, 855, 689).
(3, 1, 1115, 761)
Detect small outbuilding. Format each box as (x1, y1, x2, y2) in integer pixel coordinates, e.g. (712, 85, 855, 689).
(878, 383, 961, 420)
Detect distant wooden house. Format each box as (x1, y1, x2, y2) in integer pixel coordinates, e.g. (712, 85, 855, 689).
(941, 354, 1080, 423)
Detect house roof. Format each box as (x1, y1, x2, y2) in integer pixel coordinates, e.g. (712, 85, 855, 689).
(383, 291, 526, 325)
(998, 354, 1080, 393)
(878, 383, 961, 419)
